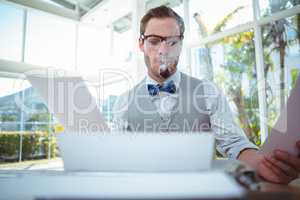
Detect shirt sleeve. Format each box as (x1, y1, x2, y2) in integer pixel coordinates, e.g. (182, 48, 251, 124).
(203, 80, 259, 159)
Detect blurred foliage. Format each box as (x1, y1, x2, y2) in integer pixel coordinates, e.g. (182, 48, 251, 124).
(0, 111, 60, 163)
(25, 113, 51, 131)
(217, 30, 262, 146)
(291, 68, 300, 87)
(194, 1, 300, 147)
(0, 132, 58, 163)
(0, 114, 17, 122)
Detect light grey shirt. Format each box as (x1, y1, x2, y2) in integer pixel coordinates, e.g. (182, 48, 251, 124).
(112, 71, 258, 159)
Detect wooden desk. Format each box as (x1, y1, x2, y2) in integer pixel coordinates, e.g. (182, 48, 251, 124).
(213, 159, 300, 199)
(1, 159, 299, 200)
(243, 182, 300, 200)
(36, 184, 300, 200)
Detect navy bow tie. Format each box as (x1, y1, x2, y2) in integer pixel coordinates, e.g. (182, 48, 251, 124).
(147, 80, 176, 96)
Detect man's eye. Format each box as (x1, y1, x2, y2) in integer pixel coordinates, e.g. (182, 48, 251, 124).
(167, 40, 178, 47)
(148, 38, 161, 45)
(166, 40, 178, 46)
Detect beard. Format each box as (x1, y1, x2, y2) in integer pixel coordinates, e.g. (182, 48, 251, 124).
(144, 54, 178, 80)
(160, 66, 172, 79)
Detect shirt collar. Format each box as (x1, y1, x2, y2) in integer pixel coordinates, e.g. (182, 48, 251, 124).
(146, 70, 181, 87)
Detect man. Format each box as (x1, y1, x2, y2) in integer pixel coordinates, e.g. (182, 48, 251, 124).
(113, 5, 300, 184)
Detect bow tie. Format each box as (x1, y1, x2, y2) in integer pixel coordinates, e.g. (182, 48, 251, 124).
(147, 80, 176, 96)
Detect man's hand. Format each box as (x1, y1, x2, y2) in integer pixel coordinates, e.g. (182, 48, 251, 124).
(238, 141, 300, 184)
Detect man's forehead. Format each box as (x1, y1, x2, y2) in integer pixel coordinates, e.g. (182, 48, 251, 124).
(144, 17, 180, 36)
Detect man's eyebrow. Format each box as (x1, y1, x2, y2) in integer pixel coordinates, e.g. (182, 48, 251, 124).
(143, 34, 181, 38)
(143, 34, 165, 37)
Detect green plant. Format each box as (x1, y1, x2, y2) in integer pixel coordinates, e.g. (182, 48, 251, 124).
(0, 132, 59, 163)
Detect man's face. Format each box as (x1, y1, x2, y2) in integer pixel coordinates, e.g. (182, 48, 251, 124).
(139, 17, 182, 81)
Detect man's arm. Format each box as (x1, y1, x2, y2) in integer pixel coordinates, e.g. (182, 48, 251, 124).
(238, 143, 300, 184)
(205, 81, 300, 184)
(205, 81, 258, 159)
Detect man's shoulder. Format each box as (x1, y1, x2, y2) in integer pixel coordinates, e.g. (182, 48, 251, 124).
(180, 72, 223, 99)
(180, 72, 217, 87)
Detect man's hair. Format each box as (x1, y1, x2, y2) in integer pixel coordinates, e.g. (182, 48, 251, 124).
(140, 5, 185, 37)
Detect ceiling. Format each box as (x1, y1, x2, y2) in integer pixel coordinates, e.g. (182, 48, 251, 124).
(7, 0, 105, 20)
(81, 0, 182, 31)
(47, 0, 104, 16)
(6, 0, 182, 32)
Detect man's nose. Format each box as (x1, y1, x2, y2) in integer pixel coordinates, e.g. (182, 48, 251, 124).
(158, 40, 168, 54)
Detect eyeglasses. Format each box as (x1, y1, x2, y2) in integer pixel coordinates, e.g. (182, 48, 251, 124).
(141, 34, 183, 49)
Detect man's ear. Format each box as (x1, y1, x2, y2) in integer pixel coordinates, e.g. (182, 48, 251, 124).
(139, 38, 145, 52)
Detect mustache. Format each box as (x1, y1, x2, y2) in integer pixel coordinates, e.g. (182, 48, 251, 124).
(160, 68, 172, 79)
(144, 54, 178, 79)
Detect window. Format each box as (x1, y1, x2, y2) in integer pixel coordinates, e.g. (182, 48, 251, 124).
(113, 27, 134, 65)
(192, 30, 261, 145)
(77, 24, 110, 74)
(0, 77, 58, 164)
(0, 2, 23, 61)
(1, 0, 299, 167)
(0, 78, 27, 134)
(189, 0, 253, 41)
(25, 9, 76, 70)
(262, 15, 300, 129)
(259, 0, 300, 18)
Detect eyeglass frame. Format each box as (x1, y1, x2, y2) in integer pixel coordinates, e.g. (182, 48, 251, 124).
(140, 34, 184, 49)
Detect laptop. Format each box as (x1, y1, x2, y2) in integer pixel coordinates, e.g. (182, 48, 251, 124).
(56, 132, 215, 172)
(26, 72, 215, 172)
(26, 72, 109, 133)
